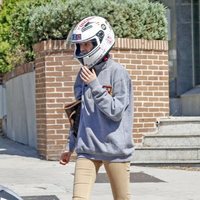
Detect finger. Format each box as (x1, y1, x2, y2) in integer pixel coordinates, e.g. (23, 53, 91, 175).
(81, 67, 89, 78)
(82, 66, 92, 75)
(80, 72, 88, 80)
(82, 65, 89, 70)
(81, 69, 88, 78)
(81, 66, 89, 76)
(80, 74, 88, 83)
(91, 69, 96, 75)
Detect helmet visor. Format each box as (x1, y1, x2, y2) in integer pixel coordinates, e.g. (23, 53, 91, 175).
(75, 39, 98, 58)
(65, 25, 75, 48)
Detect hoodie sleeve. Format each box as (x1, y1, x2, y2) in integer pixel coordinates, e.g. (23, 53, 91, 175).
(66, 71, 83, 152)
(74, 71, 83, 100)
(65, 129, 77, 152)
(88, 68, 131, 122)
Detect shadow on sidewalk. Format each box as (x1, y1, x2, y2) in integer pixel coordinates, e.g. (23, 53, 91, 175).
(0, 135, 38, 158)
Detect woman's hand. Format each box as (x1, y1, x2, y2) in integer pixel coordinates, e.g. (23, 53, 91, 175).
(59, 151, 72, 165)
(80, 66, 96, 84)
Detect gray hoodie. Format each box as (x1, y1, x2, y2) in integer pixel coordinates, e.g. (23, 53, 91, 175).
(67, 58, 134, 162)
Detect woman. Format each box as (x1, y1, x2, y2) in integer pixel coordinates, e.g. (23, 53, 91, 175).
(60, 16, 134, 200)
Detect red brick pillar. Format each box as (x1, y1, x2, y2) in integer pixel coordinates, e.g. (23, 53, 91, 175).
(33, 40, 79, 160)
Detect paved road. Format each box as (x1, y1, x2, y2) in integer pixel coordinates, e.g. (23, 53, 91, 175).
(0, 136, 200, 200)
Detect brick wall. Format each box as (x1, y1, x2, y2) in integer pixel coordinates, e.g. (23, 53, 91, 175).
(33, 38, 169, 160)
(3, 62, 35, 82)
(112, 39, 169, 144)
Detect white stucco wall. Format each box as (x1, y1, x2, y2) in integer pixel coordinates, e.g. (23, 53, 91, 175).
(0, 85, 2, 118)
(5, 72, 36, 148)
(0, 85, 6, 118)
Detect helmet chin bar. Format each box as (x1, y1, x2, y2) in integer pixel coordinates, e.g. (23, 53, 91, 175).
(77, 45, 112, 68)
(78, 58, 84, 65)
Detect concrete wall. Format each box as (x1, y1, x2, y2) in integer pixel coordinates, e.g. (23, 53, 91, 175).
(0, 85, 3, 118)
(0, 84, 6, 133)
(0, 74, 5, 134)
(181, 86, 200, 116)
(0, 85, 3, 134)
(3, 63, 36, 148)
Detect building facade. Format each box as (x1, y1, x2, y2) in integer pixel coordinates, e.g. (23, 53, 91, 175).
(157, 0, 200, 115)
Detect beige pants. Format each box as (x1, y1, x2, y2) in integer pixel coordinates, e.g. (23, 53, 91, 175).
(72, 158, 131, 200)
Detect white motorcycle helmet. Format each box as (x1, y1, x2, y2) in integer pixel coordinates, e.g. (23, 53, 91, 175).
(68, 16, 115, 68)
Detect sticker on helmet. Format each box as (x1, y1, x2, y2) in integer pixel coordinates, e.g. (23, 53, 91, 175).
(82, 24, 93, 32)
(106, 36, 113, 44)
(72, 34, 82, 40)
(101, 24, 106, 30)
(79, 16, 94, 28)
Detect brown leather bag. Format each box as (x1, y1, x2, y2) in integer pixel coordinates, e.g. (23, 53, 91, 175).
(64, 100, 81, 137)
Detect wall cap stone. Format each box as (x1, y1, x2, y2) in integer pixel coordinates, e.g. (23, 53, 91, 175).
(3, 62, 35, 83)
(33, 38, 168, 53)
(114, 38, 168, 51)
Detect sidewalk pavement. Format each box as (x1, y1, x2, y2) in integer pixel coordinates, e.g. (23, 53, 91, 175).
(1, 136, 200, 200)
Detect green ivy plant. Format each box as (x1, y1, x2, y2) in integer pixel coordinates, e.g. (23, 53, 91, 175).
(0, 0, 22, 73)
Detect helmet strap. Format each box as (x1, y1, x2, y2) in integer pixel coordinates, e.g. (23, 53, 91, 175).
(103, 54, 109, 62)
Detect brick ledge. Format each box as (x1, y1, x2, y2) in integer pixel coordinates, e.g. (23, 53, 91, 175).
(3, 62, 35, 82)
(114, 38, 168, 51)
(33, 38, 168, 52)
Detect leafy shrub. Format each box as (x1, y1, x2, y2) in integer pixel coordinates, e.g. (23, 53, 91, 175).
(0, 0, 51, 73)
(0, 0, 167, 73)
(10, 0, 52, 64)
(29, 0, 167, 41)
(28, 0, 71, 43)
(28, 0, 167, 41)
(0, 0, 22, 73)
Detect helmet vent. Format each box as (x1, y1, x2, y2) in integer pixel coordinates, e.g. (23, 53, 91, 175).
(96, 30, 104, 43)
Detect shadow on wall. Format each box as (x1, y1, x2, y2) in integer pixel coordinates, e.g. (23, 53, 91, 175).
(2, 114, 7, 135)
(0, 136, 38, 158)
